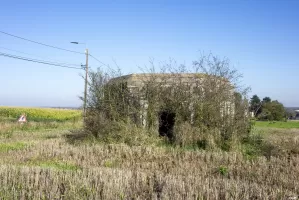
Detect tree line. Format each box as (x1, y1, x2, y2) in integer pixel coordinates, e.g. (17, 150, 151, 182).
(249, 95, 286, 121)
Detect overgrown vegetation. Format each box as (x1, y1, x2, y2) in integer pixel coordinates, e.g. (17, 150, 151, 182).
(85, 54, 251, 151)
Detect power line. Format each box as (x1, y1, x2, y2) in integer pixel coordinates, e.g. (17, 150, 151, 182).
(0, 52, 83, 70)
(0, 30, 85, 55)
(0, 30, 111, 69)
(89, 53, 110, 68)
(0, 46, 82, 67)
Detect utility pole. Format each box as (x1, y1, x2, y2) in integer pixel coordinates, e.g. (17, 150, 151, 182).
(70, 42, 88, 117)
(83, 48, 89, 116)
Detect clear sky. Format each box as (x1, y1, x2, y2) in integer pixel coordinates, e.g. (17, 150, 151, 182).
(0, 0, 298, 107)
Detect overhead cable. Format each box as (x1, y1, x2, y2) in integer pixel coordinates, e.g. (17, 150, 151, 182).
(0, 46, 82, 67)
(0, 31, 85, 55)
(0, 52, 83, 70)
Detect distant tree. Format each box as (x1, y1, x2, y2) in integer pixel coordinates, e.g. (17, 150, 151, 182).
(269, 100, 285, 121)
(258, 108, 273, 121)
(258, 100, 285, 121)
(262, 97, 271, 103)
(250, 95, 262, 116)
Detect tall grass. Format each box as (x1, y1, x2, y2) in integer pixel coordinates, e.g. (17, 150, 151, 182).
(0, 127, 298, 199)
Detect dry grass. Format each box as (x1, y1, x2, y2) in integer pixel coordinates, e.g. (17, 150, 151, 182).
(257, 127, 299, 158)
(0, 126, 298, 199)
(0, 121, 82, 139)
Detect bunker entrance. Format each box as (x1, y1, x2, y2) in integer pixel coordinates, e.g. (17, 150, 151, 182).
(159, 110, 176, 141)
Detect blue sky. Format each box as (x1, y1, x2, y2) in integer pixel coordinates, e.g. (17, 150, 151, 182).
(0, 0, 298, 107)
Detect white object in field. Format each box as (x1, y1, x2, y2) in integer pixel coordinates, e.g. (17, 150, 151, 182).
(18, 114, 27, 123)
(287, 196, 298, 200)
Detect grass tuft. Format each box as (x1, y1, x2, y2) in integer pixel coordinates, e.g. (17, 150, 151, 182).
(0, 142, 29, 153)
(26, 159, 81, 171)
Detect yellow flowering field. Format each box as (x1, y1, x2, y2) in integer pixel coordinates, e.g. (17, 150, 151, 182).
(0, 106, 82, 122)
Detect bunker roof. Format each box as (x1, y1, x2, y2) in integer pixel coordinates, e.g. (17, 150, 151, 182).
(109, 73, 206, 84)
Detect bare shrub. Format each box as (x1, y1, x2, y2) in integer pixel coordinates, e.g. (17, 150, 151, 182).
(85, 53, 250, 149)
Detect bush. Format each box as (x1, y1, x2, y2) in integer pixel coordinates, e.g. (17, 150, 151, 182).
(84, 113, 161, 146)
(241, 130, 283, 160)
(84, 54, 251, 149)
(173, 122, 209, 149)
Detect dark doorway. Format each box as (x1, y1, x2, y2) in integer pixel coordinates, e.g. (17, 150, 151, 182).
(159, 110, 176, 141)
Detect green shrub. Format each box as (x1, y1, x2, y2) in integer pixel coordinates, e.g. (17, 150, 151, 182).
(85, 114, 161, 146)
(241, 130, 282, 160)
(218, 166, 229, 176)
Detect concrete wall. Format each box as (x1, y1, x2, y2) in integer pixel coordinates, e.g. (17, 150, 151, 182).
(108, 73, 235, 128)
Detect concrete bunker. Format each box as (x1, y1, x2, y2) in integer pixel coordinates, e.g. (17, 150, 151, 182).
(106, 73, 234, 141)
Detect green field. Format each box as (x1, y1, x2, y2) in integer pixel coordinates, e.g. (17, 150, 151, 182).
(255, 120, 299, 128)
